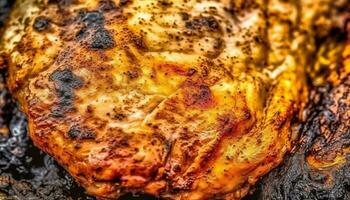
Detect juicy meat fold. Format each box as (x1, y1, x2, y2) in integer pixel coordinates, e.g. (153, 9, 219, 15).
(0, 0, 346, 199)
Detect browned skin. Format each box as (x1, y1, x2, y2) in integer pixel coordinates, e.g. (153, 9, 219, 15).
(0, 0, 347, 199)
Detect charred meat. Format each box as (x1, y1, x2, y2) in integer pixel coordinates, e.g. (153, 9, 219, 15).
(253, 24, 350, 200)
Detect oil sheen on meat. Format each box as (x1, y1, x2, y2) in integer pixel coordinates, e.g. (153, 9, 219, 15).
(0, 0, 345, 199)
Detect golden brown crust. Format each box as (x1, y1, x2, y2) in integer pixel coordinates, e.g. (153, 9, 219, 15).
(1, 0, 344, 199)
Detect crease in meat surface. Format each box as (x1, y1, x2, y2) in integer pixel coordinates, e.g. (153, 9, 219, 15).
(0, 0, 348, 199)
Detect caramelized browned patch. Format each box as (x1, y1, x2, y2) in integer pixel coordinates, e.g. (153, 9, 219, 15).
(68, 125, 96, 140)
(125, 68, 140, 79)
(98, 0, 117, 11)
(157, 63, 189, 76)
(183, 83, 216, 109)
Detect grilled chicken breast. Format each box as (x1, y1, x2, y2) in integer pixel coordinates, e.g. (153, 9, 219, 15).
(0, 0, 345, 199)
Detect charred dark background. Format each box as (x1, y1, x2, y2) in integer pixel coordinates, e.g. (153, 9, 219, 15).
(1, 1, 350, 200)
(249, 25, 350, 200)
(251, 75, 350, 200)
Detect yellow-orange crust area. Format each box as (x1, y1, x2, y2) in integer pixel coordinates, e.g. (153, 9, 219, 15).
(306, 24, 350, 171)
(1, 0, 340, 199)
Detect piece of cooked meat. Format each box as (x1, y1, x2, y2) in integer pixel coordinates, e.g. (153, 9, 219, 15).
(0, 0, 346, 199)
(255, 24, 350, 200)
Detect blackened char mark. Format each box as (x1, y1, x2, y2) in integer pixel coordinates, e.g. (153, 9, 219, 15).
(49, 68, 83, 117)
(75, 10, 116, 50)
(68, 126, 96, 140)
(75, 10, 104, 41)
(78, 10, 104, 27)
(90, 28, 115, 49)
(185, 16, 220, 32)
(33, 16, 51, 32)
